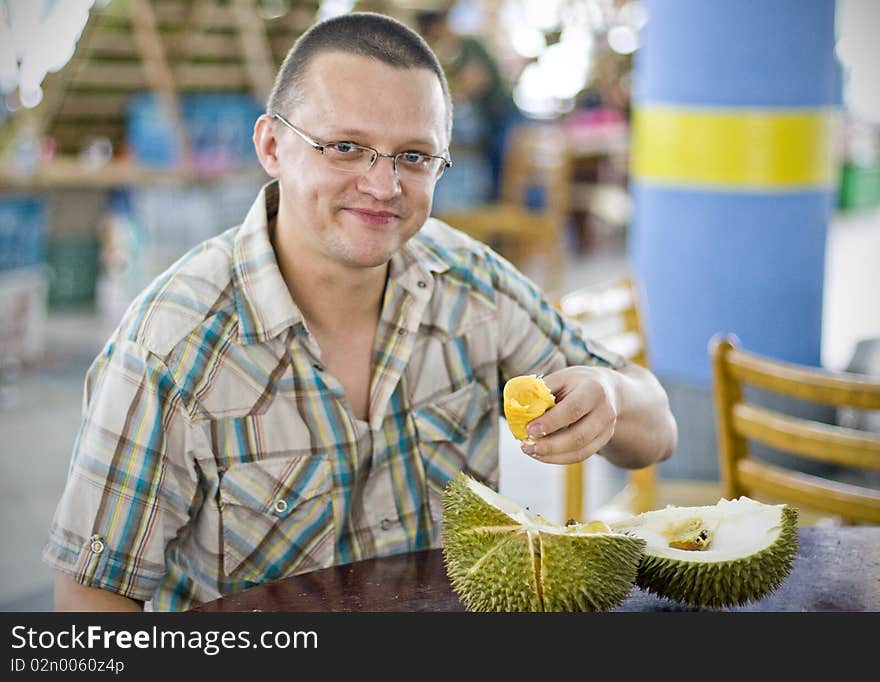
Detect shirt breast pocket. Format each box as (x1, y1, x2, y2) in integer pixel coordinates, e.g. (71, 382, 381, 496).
(218, 454, 334, 583)
(411, 381, 498, 527)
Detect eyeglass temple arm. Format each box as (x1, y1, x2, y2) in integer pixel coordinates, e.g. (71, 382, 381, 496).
(271, 112, 323, 151)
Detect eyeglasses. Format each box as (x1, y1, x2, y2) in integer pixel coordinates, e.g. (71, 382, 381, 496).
(271, 112, 452, 183)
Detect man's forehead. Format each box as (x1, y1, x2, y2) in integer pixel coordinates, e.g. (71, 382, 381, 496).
(304, 51, 441, 97)
(298, 51, 448, 143)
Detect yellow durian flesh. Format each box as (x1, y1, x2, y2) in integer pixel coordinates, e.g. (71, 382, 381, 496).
(503, 375, 555, 440)
(663, 517, 715, 551)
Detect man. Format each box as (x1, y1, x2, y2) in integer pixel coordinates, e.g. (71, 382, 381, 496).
(46, 13, 677, 612)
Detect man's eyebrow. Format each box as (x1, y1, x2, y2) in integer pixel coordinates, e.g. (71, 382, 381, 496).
(326, 128, 438, 149)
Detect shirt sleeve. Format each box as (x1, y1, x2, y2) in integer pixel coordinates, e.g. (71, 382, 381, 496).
(485, 248, 627, 383)
(42, 338, 199, 602)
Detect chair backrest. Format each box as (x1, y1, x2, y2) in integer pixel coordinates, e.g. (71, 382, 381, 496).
(436, 122, 572, 292)
(556, 275, 657, 520)
(500, 123, 572, 228)
(558, 275, 648, 367)
(711, 334, 880, 524)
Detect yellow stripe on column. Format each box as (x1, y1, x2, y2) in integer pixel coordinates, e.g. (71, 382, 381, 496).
(631, 106, 837, 189)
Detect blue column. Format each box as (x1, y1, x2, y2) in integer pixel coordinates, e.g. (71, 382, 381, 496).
(629, 0, 842, 384)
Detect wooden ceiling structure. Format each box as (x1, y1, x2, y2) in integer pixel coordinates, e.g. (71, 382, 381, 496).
(0, 0, 413, 189)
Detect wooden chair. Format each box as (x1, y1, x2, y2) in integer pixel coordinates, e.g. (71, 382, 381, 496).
(437, 123, 571, 293)
(556, 275, 657, 521)
(711, 334, 880, 524)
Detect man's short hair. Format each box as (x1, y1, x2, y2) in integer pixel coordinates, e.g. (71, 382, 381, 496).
(267, 12, 453, 139)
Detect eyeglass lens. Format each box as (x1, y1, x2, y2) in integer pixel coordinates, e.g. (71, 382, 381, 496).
(321, 143, 447, 181)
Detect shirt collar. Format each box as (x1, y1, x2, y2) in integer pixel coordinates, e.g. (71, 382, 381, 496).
(389, 217, 451, 296)
(231, 182, 451, 345)
(232, 181, 304, 344)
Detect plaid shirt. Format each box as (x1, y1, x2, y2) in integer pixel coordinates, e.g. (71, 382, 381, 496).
(43, 181, 623, 611)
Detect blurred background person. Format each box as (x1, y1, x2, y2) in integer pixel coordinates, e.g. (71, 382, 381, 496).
(417, 8, 520, 210)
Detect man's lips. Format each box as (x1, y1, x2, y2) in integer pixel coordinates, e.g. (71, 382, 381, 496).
(343, 207, 401, 225)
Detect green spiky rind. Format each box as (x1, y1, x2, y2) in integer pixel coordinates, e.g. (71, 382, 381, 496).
(443, 531, 541, 612)
(540, 532, 646, 612)
(636, 505, 799, 608)
(441, 474, 540, 611)
(441, 473, 518, 534)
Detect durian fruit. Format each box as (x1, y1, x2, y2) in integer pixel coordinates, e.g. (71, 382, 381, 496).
(612, 497, 798, 608)
(442, 473, 645, 612)
(503, 375, 555, 441)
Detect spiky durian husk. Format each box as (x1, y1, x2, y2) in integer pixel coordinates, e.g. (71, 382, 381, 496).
(442, 473, 539, 611)
(445, 530, 542, 612)
(442, 473, 645, 612)
(442, 472, 518, 532)
(540, 531, 645, 612)
(635, 505, 799, 608)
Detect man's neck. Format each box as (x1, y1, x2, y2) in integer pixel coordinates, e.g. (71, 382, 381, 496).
(295, 263, 387, 335)
(273, 229, 388, 334)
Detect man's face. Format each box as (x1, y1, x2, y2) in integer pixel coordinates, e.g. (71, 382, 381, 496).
(270, 52, 449, 270)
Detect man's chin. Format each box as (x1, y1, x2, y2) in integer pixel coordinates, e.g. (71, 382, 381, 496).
(334, 241, 399, 269)
(339, 251, 385, 268)
(341, 227, 417, 263)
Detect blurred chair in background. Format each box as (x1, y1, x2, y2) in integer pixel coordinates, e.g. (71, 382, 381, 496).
(556, 275, 657, 521)
(711, 334, 880, 524)
(437, 123, 570, 293)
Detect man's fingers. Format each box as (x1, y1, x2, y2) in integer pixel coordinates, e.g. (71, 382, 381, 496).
(526, 388, 595, 439)
(522, 423, 615, 465)
(538, 370, 566, 397)
(524, 411, 603, 455)
(521, 410, 615, 461)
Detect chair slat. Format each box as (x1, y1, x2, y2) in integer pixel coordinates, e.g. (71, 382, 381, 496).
(564, 462, 584, 523)
(732, 403, 880, 469)
(727, 348, 880, 409)
(736, 459, 880, 523)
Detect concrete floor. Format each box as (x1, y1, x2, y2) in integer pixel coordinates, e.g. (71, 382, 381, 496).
(2, 205, 878, 611)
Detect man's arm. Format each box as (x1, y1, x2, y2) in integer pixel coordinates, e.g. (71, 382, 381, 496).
(54, 572, 143, 612)
(45, 339, 197, 613)
(519, 363, 678, 469)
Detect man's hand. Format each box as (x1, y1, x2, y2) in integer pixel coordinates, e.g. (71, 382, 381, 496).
(519, 363, 677, 468)
(519, 366, 619, 465)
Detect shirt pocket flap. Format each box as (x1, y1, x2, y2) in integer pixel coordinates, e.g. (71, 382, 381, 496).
(218, 455, 334, 581)
(219, 454, 331, 518)
(412, 381, 493, 444)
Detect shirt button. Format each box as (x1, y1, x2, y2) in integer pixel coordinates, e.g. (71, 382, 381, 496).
(380, 518, 393, 531)
(273, 499, 289, 514)
(397, 328, 407, 336)
(89, 535, 105, 554)
(417, 281, 427, 288)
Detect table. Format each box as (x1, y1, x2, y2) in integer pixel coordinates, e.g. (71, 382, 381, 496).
(191, 526, 880, 612)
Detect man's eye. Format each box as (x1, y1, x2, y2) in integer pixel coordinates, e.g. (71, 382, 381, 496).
(331, 142, 359, 154)
(399, 152, 428, 166)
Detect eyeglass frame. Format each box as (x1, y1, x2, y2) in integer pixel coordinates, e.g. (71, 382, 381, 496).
(270, 112, 452, 182)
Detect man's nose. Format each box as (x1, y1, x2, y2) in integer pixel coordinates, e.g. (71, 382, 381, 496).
(357, 154, 401, 199)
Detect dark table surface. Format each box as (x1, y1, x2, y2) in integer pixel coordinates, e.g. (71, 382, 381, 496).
(191, 526, 880, 612)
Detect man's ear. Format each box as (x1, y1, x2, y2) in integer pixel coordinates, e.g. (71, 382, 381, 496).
(253, 114, 281, 178)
